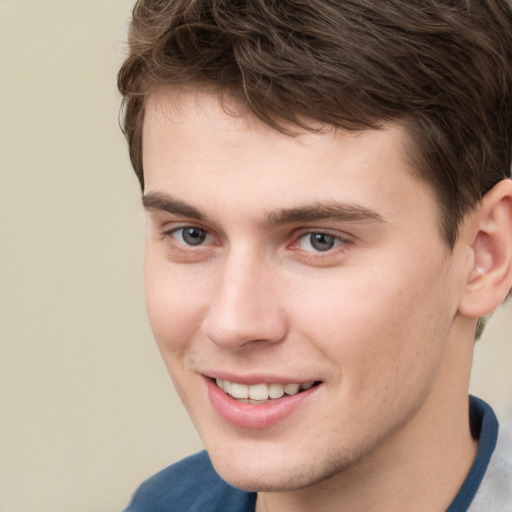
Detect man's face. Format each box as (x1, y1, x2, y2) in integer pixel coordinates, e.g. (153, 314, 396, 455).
(142, 90, 465, 491)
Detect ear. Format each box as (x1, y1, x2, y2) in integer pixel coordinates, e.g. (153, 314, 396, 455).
(458, 179, 512, 319)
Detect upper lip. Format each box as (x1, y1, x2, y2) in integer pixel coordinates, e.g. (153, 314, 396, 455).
(201, 371, 320, 385)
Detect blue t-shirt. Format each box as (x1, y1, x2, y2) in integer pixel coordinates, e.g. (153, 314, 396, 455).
(124, 397, 509, 512)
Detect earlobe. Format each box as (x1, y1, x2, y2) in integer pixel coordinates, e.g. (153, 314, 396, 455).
(458, 179, 512, 319)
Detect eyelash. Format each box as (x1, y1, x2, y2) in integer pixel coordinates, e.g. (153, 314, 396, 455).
(295, 232, 347, 253)
(162, 225, 352, 258)
(167, 226, 212, 247)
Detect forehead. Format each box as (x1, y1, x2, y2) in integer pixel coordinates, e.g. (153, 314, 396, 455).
(142, 89, 440, 232)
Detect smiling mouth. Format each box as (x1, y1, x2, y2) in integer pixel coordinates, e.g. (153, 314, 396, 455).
(214, 378, 320, 403)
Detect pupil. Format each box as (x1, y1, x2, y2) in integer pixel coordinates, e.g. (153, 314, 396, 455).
(183, 228, 206, 245)
(310, 233, 335, 251)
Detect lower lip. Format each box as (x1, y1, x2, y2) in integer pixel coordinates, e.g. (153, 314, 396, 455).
(206, 378, 320, 430)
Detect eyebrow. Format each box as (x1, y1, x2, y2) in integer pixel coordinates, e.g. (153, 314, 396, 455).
(264, 202, 384, 226)
(143, 192, 205, 220)
(143, 192, 384, 226)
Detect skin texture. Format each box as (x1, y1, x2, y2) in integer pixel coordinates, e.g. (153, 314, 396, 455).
(141, 89, 511, 512)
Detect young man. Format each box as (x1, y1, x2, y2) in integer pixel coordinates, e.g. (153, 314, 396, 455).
(118, 1, 512, 510)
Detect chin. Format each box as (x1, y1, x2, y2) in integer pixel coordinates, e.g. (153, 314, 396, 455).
(213, 463, 319, 493)
(206, 441, 361, 493)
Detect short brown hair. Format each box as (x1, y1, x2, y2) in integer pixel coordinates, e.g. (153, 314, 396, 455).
(118, 0, 512, 247)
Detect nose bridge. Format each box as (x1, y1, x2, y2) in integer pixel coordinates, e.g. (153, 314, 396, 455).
(201, 247, 287, 349)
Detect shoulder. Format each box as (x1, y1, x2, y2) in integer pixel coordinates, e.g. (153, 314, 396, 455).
(123, 451, 256, 512)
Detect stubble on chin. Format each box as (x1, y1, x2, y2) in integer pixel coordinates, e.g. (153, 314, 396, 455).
(217, 442, 370, 494)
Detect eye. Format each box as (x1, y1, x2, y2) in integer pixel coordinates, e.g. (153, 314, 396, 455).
(172, 226, 210, 246)
(298, 232, 343, 252)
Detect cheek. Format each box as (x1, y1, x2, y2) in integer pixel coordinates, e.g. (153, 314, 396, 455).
(143, 254, 206, 361)
(293, 261, 452, 392)
(143, 260, 209, 415)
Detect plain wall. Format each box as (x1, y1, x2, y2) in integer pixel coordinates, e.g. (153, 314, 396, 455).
(0, 2, 510, 511)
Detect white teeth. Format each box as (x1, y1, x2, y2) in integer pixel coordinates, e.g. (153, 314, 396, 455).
(215, 379, 316, 401)
(284, 383, 300, 395)
(230, 382, 249, 399)
(217, 379, 232, 394)
(268, 383, 285, 399)
(249, 383, 268, 400)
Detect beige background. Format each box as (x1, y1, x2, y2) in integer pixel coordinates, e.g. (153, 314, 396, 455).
(0, 1, 510, 511)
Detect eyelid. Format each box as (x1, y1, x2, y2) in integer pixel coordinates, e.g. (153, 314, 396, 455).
(294, 228, 351, 243)
(288, 229, 354, 259)
(159, 224, 220, 264)
(164, 224, 216, 245)
(157, 220, 353, 262)
(173, 226, 211, 246)
(297, 232, 343, 252)
(147, 210, 212, 234)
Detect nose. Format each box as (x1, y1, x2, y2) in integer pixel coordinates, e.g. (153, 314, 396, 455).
(200, 253, 288, 351)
